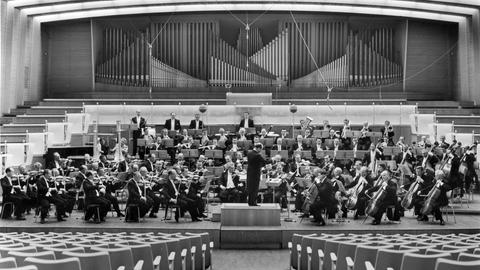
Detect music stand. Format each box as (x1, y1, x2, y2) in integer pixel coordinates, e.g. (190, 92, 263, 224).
(225, 151, 236, 158)
(324, 150, 334, 158)
(270, 150, 288, 160)
(153, 150, 170, 160)
(259, 138, 274, 148)
(320, 130, 330, 138)
(368, 132, 382, 137)
(352, 131, 363, 138)
(335, 150, 346, 160)
(324, 139, 334, 149)
(383, 147, 394, 156)
(162, 139, 174, 148)
(302, 138, 314, 148)
(392, 147, 402, 156)
(237, 140, 252, 150)
(188, 129, 203, 137)
(315, 150, 325, 159)
(300, 151, 312, 160)
(283, 138, 295, 148)
(356, 150, 368, 159)
(246, 127, 256, 135)
(344, 131, 354, 138)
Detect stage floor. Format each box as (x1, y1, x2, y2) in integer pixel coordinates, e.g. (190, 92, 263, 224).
(1, 200, 479, 249)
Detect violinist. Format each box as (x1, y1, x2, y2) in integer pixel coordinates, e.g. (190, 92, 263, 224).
(417, 136, 428, 148)
(217, 128, 230, 150)
(37, 169, 67, 223)
(437, 135, 450, 150)
(409, 166, 434, 221)
(116, 155, 131, 173)
(290, 135, 307, 156)
(219, 162, 242, 203)
(396, 136, 407, 148)
(366, 170, 400, 225)
(139, 167, 161, 218)
(358, 121, 372, 150)
(289, 154, 307, 212)
(381, 120, 395, 146)
(309, 168, 336, 226)
(239, 112, 254, 130)
(17, 164, 37, 213)
(268, 163, 289, 208)
(51, 169, 75, 216)
(422, 170, 450, 225)
(48, 152, 63, 171)
(199, 129, 211, 147)
(98, 155, 110, 169)
(163, 169, 201, 222)
(0, 167, 28, 220)
(126, 172, 152, 221)
(143, 153, 157, 172)
(228, 137, 242, 153)
(75, 165, 88, 189)
(416, 147, 439, 174)
(330, 167, 348, 218)
(237, 128, 248, 141)
(97, 168, 125, 217)
(186, 171, 208, 218)
(345, 166, 371, 219)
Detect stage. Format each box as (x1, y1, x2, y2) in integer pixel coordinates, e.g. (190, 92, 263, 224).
(1, 200, 480, 249)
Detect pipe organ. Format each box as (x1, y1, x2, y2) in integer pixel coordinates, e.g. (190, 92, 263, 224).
(94, 17, 403, 90)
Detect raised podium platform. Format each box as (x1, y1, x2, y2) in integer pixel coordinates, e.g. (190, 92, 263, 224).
(221, 203, 280, 226)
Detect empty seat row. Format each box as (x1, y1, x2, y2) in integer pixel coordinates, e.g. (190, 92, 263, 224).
(0, 232, 213, 270)
(288, 233, 480, 270)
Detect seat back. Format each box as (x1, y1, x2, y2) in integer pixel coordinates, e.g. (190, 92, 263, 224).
(336, 241, 366, 270)
(290, 234, 316, 269)
(34, 243, 67, 252)
(91, 247, 134, 270)
(457, 253, 480, 262)
(133, 240, 169, 270)
(185, 232, 212, 268)
(0, 246, 36, 258)
(44, 247, 84, 259)
(400, 253, 451, 270)
(324, 237, 351, 270)
(8, 251, 55, 267)
(170, 236, 192, 270)
(156, 237, 181, 270)
(24, 257, 81, 270)
(374, 249, 418, 270)
(435, 258, 480, 270)
(117, 243, 154, 270)
(352, 244, 393, 270)
(0, 257, 17, 268)
(183, 235, 203, 270)
(62, 251, 111, 270)
(0, 266, 38, 270)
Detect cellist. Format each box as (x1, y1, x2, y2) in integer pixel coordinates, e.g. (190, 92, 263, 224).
(366, 170, 400, 225)
(309, 168, 336, 226)
(420, 170, 450, 225)
(407, 166, 435, 221)
(345, 166, 371, 219)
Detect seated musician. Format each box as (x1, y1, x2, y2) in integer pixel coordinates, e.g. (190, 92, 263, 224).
(340, 118, 352, 149)
(48, 152, 63, 171)
(416, 147, 439, 174)
(396, 136, 406, 148)
(185, 171, 207, 218)
(417, 136, 428, 148)
(199, 129, 211, 147)
(366, 170, 401, 225)
(421, 170, 451, 225)
(358, 121, 372, 150)
(395, 145, 416, 173)
(409, 166, 434, 221)
(321, 120, 331, 130)
(441, 146, 462, 192)
(51, 169, 75, 216)
(112, 137, 128, 160)
(237, 128, 248, 141)
(189, 113, 204, 130)
(180, 128, 193, 142)
(37, 169, 67, 223)
(126, 172, 153, 221)
(163, 169, 201, 222)
(345, 166, 371, 219)
(233, 151, 246, 166)
(159, 128, 171, 140)
(139, 167, 161, 218)
(239, 112, 254, 130)
(98, 155, 110, 169)
(0, 167, 28, 220)
(277, 129, 289, 141)
(363, 143, 383, 174)
(290, 135, 308, 156)
(267, 162, 289, 208)
(272, 137, 285, 151)
(82, 171, 110, 222)
(217, 128, 230, 150)
(437, 135, 450, 149)
(17, 164, 37, 214)
(309, 168, 336, 226)
(82, 154, 93, 168)
(323, 129, 338, 150)
(165, 112, 181, 132)
(381, 120, 395, 146)
(96, 168, 124, 217)
(330, 138, 343, 152)
(116, 155, 131, 173)
(75, 165, 88, 190)
(463, 145, 477, 192)
(330, 167, 348, 218)
(143, 153, 157, 172)
(289, 153, 309, 212)
(218, 162, 243, 203)
(259, 128, 268, 139)
(228, 137, 242, 153)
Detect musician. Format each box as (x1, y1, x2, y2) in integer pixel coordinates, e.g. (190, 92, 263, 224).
(289, 154, 308, 211)
(311, 138, 324, 163)
(340, 119, 352, 149)
(277, 129, 289, 142)
(48, 152, 63, 171)
(331, 167, 348, 218)
(143, 153, 157, 172)
(139, 167, 161, 218)
(185, 172, 207, 218)
(117, 155, 131, 173)
(74, 165, 88, 189)
(239, 112, 254, 130)
(125, 172, 152, 221)
(417, 136, 428, 148)
(17, 165, 37, 213)
(321, 120, 331, 130)
(228, 137, 242, 153)
(219, 162, 243, 203)
(424, 170, 451, 225)
(199, 129, 210, 147)
(441, 146, 461, 190)
(237, 128, 248, 141)
(189, 113, 204, 130)
(395, 145, 416, 172)
(51, 169, 76, 216)
(37, 169, 67, 223)
(290, 135, 307, 155)
(163, 169, 201, 222)
(96, 168, 125, 217)
(381, 120, 395, 146)
(266, 163, 289, 208)
(247, 143, 266, 206)
(330, 138, 343, 152)
(363, 143, 383, 175)
(396, 136, 407, 148)
(345, 166, 371, 219)
(165, 112, 181, 132)
(309, 168, 336, 226)
(323, 129, 338, 150)
(217, 128, 230, 150)
(416, 148, 439, 174)
(272, 138, 285, 151)
(0, 168, 28, 220)
(410, 166, 435, 221)
(437, 135, 450, 149)
(366, 170, 401, 225)
(358, 121, 372, 150)
(98, 155, 110, 169)
(130, 110, 146, 156)
(112, 137, 128, 161)
(463, 145, 477, 192)
(259, 128, 269, 139)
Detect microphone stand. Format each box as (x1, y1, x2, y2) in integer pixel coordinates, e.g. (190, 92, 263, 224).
(283, 188, 294, 222)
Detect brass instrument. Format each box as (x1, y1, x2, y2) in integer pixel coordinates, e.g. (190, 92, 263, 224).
(300, 116, 313, 131)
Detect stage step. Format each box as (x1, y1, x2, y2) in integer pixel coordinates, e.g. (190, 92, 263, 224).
(436, 115, 480, 125)
(0, 124, 45, 133)
(40, 99, 225, 106)
(220, 226, 283, 249)
(27, 106, 83, 115)
(453, 125, 480, 134)
(418, 108, 480, 115)
(13, 115, 66, 124)
(221, 203, 281, 226)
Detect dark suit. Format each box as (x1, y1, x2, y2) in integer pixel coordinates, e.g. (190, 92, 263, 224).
(126, 179, 152, 220)
(143, 160, 155, 172)
(162, 179, 198, 220)
(367, 178, 400, 222)
(380, 127, 395, 146)
(218, 171, 242, 203)
(36, 176, 66, 220)
(82, 179, 110, 221)
(239, 119, 254, 130)
(189, 120, 204, 130)
(117, 160, 128, 173)
(164, 119, 181, 131)
(0, 176, 28, 218)
(310, 178, 336, 223)
(246, 150, 266, 205)
(132, 116, 146, 156)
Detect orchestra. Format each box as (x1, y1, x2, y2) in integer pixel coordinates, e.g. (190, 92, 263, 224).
(1, 114, 478, 228)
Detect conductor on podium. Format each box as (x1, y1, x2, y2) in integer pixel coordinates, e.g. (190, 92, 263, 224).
(247, 143, 266, 206)
(131, 110, 146, 156)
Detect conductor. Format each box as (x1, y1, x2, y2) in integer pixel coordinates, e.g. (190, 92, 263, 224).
(247, 142, 266, 206)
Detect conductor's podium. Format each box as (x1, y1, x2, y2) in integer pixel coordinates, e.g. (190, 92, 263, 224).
(220, 203, 281, 249)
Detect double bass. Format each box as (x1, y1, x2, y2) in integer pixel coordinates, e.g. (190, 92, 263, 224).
(366, 183, 388, 217)
(420, 181, 443, 215)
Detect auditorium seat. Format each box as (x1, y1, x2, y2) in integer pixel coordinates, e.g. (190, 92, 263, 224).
(23, 257, 81, 270)
(90, 246, 144, 270)
(331, 240, 369, 270)
(0, 258, 17, 268)
(346, 243, 394, 270)
(43, 247, 84, 260)
(62, 251, 112, 270)
(0, 247, 37, 259)
(364, 248, 420, 270)
(7, 251, 55, 267)
(399, 253, 451, 270)
(0, 266, 38, 270)
(115, 243, 160, 270)
(434, 258, 480, 270)
(457, 253, 480, 262)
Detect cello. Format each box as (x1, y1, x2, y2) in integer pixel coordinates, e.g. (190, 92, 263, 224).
(366, 183, 388, 217)
(302, 181, 319, 215)
(345, 177, 366, 210)
(420, 180, 443, 216)
(401, 175, 422, 209)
